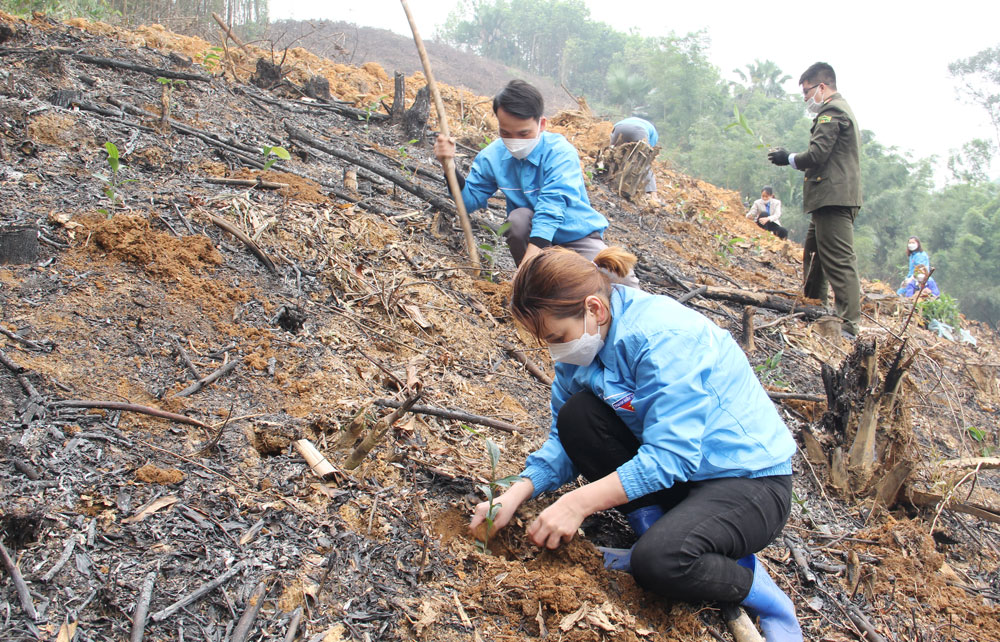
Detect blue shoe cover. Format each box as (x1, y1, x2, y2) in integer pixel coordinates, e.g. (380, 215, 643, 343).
(626, 505, 665, 536)
(738, 554, 803, 642)
(597, 546, 632, 572)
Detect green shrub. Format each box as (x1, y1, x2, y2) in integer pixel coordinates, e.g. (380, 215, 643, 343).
(918, 294, 962, 329)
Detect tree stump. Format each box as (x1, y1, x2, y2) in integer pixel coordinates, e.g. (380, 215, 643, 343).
(404, 85, 430, 144)
(817, 337, 918, 500)
(598, 141, 659, 202)
(390, 71, 406, 125)
(303, 75, 331, 102)
(0, 225, 38, 265)
(250, 58, 282, 89)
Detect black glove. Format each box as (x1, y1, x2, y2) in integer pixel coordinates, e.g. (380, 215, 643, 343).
(767, 148, 790, 166)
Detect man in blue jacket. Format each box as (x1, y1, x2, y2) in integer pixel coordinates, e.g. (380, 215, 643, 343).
(434, 80, 620, 274)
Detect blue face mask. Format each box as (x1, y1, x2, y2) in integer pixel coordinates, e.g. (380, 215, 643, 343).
(548, 313, 604, 366)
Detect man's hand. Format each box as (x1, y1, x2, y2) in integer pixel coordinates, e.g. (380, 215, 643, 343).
(758, 216, 770, 224)
(767, 148, 790, 166)
(434, 133, 457, 167)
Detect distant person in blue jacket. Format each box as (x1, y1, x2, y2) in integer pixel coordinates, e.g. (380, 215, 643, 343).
(469, 246, 803, 642)
(897, 264, 940, 298)
(610, 117, 660, 202)
(434, 80, 637, 284)
(905, 236, 930, 279)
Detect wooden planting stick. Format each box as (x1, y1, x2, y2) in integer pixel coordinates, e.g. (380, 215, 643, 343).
(720, 604, 763, 642)
(400, 0, 480, 276)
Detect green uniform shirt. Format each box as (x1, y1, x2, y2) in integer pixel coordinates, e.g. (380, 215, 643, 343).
(794, 93, 863, 213)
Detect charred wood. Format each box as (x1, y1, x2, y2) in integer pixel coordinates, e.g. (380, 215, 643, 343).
(373, 398, 523, 434)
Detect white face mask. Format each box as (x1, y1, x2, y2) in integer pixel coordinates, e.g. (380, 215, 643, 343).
(502, 135, 541, 160)
(548, 312, 605, 366)
(805, 85, 824, 115)
(908, 242, 918, 252)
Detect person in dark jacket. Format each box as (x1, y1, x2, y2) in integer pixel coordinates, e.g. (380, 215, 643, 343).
(469, 246, 803, 642)
(768, 62, 862, 338)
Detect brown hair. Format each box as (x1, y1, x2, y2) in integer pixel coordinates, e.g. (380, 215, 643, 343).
(510, 247, 637, 339)
(907, 236, 923, 256)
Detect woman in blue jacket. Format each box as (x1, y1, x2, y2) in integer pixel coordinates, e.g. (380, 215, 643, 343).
(905, 236, 930, 279)
(469, 247, 802, 642)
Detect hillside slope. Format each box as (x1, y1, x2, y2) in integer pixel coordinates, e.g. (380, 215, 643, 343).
(1, 12, 999, 642)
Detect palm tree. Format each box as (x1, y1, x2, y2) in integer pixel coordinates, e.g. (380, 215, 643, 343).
(732, 59, 791, 99)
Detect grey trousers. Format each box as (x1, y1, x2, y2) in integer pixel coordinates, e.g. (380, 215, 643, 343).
(610, 123, 656, 193)
(505, 208, 640, 288)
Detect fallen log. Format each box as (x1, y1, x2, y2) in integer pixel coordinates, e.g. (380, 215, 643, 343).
(285, 124, 456, 215)
(504, 343, 552, 386)
(906, 489, 1000, 525)
(695, 285, 828, 320)
(203, 177, 289, 189)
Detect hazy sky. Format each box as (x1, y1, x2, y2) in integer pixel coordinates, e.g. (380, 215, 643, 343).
(274, 1, 1000, 183)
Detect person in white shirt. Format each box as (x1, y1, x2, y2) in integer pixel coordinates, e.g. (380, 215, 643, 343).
(745, 186, 789, 239)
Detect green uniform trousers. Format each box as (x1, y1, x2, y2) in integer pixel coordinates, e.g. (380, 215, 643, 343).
(802, 205, 861, 335)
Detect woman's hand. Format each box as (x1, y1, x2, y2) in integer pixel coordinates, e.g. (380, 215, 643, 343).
(527, 495, 586, 549)
(469, 479, 533, 540)
(527, 472, 629, 550)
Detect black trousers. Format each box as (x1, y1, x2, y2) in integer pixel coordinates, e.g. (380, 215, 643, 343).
(557, 391, 792, 602)
(757, 219, 789, 240)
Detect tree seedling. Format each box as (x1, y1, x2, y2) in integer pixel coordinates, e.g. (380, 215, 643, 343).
(713, 232, 744, 265)
(261, 145, 291, 171)
(478, 221, 511, 281)
(726, 104, 772, 150)
(357, 95, 386, 131)
(95, 141, 134, 217)
(476, 439, 520, 554)
(754, 350, 790, 389)
(398, 139, 419, 178)
(201, 46, 224, 73)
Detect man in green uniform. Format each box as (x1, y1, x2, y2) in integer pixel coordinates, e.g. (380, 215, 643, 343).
(767, 62, 862, 338)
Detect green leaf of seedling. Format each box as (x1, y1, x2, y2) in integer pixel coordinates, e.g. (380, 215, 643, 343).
(487, 502, 502, 521)
(967, 426, 987, 442)
(271, 146, 291, 160)
(474, 539, 487, 553)
(104, 142, 120, 173)
(496, 221, 511, 236)
(486, 439, 500, 470)
(407, 139, 418, 145)
(494, 475, 522, 488)
(460, 424, 481, 436)
(477, 483, 494, 498)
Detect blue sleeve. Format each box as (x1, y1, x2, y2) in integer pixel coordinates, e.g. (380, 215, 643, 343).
(528, 146, 586, 242)
(459, 152, 498, 213)
(519, 365, 581, 497)
(646, 122, 658, 148)
(615, 330, 713, 500)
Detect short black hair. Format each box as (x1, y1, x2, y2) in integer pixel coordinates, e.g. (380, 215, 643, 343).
(800, 62, 837, 89)
(762, 186, 774, 196)
(493, 80, 544, 121)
